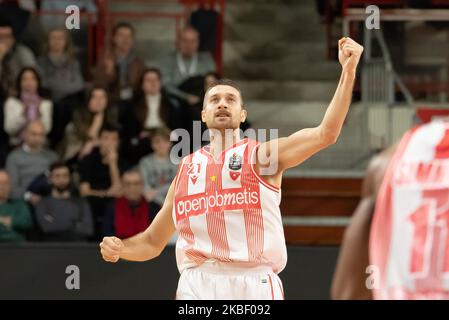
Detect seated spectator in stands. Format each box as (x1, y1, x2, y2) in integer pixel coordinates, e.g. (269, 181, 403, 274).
(35, 162, 93, 242)
(103, 170, 157, 239)
(79, 124, 125, 239)
(160, 26, 216, 106)
(0, 18, 36, 97)
(0, 1, 32, 38)
(0, 170, 33, 242)
(59, 87, 118, 162)
(94, 22, 146, 103)
(3, 67, 53, 146)
(138, 127, 177, 211)
(121, 67, 185, 165)
(38, 29, 85, 147)
(38, 28, 84, 102)
(5, 120, 57, 203)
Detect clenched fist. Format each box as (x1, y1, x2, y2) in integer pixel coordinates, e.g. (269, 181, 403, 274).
(338, 37, 364, 72)
(100, 236, 124, 263)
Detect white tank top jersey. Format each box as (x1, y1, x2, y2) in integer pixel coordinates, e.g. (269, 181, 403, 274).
(370, 120, 449, 299)
(172, 138, 288, 274)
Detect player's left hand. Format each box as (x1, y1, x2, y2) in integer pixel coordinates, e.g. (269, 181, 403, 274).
(338, 37, 364, 72)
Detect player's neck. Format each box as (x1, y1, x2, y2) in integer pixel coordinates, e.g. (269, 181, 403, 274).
(208, 128, 241, 159)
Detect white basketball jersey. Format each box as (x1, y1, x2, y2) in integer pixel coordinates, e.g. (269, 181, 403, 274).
(172, 138, 287, 274)
(370, 120, 449, 299)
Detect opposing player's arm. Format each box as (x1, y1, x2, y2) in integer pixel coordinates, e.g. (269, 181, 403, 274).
(257, 38, 363, 177)
(100, 181, 176, 262)
(331, 144, 397, 299)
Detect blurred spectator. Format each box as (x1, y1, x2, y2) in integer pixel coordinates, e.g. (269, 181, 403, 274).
(0, 169, 33, 242)
(35, 162, 93, 241)
(138, 127, 176, 210)
(38, 28, 85, 147)
(0, 1, 32, 38)
(94, 22, 146, 103)
(5, 120, 57, 203)
(78, 123, 125, 239)
(40, 0, 97, 73)
(204, 71, 221, 89)
(103, 170, 156, 239)
(3, 67, 53, 146)
(121, 67, 185, 165)
(160, 26, 216, 106)
(189, 7, 219, 55)
(0, 17, 36, 97)
(38, 28, 84, 103)
(59, 87, 118, 162)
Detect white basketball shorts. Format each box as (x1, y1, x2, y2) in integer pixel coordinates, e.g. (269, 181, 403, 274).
(176, 261, 284, 300)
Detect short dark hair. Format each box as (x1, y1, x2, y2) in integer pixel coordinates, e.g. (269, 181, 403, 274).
(49, 161, 69, 173)
(204, 79, 244, 109)
(0, 16, 13, 30)
(112, 22, 135, 37)
(99, 123, 121, 136)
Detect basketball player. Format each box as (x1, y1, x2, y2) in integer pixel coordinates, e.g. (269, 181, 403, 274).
(332, 118, 449, 300)
(100, 37, 364, 299)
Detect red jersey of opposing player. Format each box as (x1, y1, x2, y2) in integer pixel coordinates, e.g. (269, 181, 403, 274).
(370, 119, 449, 299)
(172, 138, 287, 299)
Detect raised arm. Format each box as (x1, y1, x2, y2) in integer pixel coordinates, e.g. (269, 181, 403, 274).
(257, 38, 363, 181)
(100, 180, 176, 262)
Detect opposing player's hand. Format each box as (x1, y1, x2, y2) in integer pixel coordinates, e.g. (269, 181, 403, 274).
(338, 37, 364, 72)
(100, 236, 124, 263)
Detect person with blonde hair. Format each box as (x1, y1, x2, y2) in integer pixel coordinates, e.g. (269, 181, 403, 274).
(37, 28, 84, 103)
(37, 28, 85, 147)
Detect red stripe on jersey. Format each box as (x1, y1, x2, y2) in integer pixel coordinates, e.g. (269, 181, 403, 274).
(177, 154, 207, 264)
(242, 141, 264, 262)
(435, 128, 449, 159)
(205, 157, 231, 262)
(369, 125, 422, 299)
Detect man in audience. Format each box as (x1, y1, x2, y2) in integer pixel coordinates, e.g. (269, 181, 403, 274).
(0, 18, 36, 96)
(138, 127, 177, 212)
(35, 162, 93, 241)
(0, 170, 33, 242)
(94, 22, 146, 103)
(79, 123, 125, 239)
(103, 170, 156, 239)
(160, 26, 216, 106)
(5, 120, 57, 203)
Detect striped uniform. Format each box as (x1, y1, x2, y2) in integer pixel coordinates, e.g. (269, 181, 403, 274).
(172, 138, 287, 299)
(370, 119, 449, 299)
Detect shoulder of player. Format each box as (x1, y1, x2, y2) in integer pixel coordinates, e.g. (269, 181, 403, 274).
(362, 144, 397, 199)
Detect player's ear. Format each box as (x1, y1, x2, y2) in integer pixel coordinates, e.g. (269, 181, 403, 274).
(240, 108, 247, 123)
(201, 109, 206, 123)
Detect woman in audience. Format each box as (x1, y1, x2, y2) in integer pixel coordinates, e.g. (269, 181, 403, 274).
(37, 28, 84, 103)
(120, 67, 185, 165)
(37, 28, 85, 147)
(59, 86, 118, 163)
(3, 67, 53, 146)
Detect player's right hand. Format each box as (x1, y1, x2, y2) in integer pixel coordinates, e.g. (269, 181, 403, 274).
(100, 236, 124, 263)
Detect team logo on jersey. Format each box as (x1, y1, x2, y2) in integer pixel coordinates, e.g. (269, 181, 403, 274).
(229, 153, 242, 180)
(229, 153, 242, 170)
(187, 163, 201, 184)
